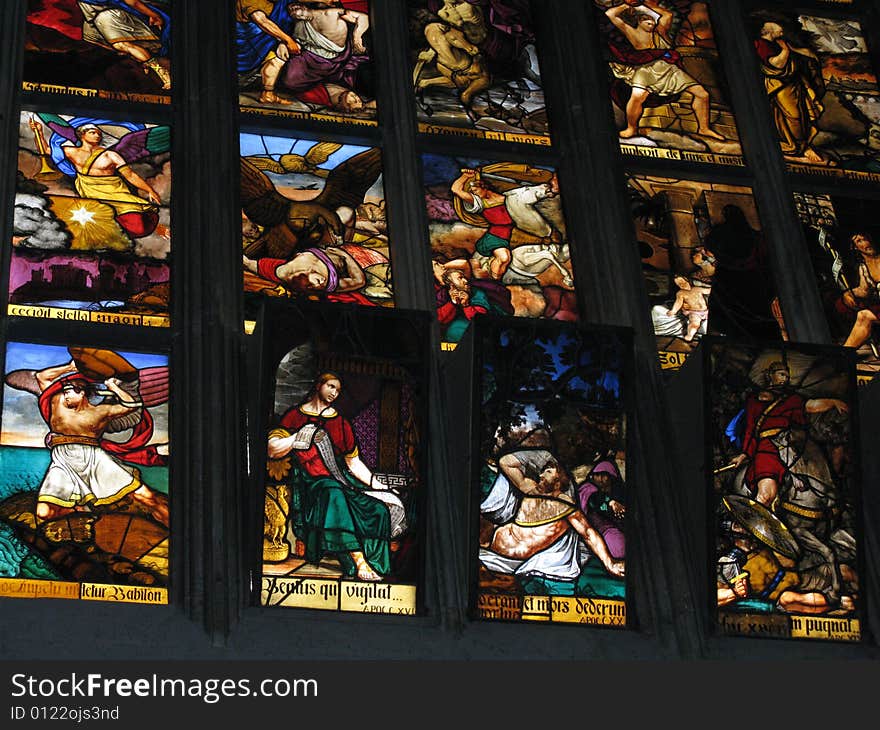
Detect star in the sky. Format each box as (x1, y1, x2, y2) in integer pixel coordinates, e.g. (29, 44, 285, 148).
(68, 205, 97, 227)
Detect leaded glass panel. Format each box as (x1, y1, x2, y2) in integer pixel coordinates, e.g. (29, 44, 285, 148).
(423, 153, 576, 350)
(10, 111, 172, 327)
(23, 0, 172, 103)
(627, 173, 785, 371)
(409, 0, 551, 145)
(595, 1, 745, 167)
(747, 3, 880, 183)
(0, 341, 170, 605)
(795, 191, 880, 384)
(237, 1, 378, 127)
(709, 340, 862, 642)
(257, 304, 426, 615)
(474, 318, 628, 626)
(241, 131, 393, 307)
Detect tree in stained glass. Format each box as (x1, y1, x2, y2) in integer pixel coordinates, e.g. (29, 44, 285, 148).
(10, 112, 172, 327)
(593, 1, 744, 166)
(747, 3, 880, 183)
(240, 132, 393, 307)
(236, 1, 377, 126)
(795, 191, 880, 384)
(0, 342, 170, 605)
(408, 0, 550, 145)
(423, 153, 577, 351)
(259, 307, 423, 615)
(709, 341, 862, 642)
(23, 0, 171, 103)
(475, 318, 628, 626)
(627, 174, 785, 372)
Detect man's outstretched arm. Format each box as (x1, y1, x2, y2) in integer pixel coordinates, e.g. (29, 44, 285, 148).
(35, 361, 78, 392)
(249, 9, 300, 56)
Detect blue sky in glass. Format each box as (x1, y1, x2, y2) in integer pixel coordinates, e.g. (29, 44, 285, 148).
(4, 342, 167, 372)
(240, 133, 370, 170)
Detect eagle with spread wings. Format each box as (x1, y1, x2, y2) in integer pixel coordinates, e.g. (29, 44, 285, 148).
(241, 142, 383, 260)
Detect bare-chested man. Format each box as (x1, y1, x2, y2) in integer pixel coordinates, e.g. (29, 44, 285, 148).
(289, 1, 369, 55)
(32, 359, 168, 527)
(63, 123, 168, 240)
(666, 274, 711, 342)
(481, 455, 625, 579)
(274, 2, 373, 109)
(416, 0, 492, 109)
(606, 0, 724, 141)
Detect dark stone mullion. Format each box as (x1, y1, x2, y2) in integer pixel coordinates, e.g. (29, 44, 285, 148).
(371, 0, 464, 628)
(541, 0, 706, 658)
(372, 0, 434, 313)
(172, 0, 246, 642)
(714, 1, 830, 344)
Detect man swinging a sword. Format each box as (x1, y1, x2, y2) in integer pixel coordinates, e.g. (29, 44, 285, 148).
(724, 361, 848, 511)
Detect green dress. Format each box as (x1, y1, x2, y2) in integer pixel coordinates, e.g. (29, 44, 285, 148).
(280, 406, 391, 577)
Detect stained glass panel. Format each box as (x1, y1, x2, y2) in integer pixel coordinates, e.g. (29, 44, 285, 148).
(23, 0, 172, 103)
(259, 306, 425, 615)
(747, 4, 880, 183)
(236, 1, 377, 127)
(475, 318, 628, 626)
(241, 131, 393, 307)
(594, 1, 744, 166)
(709, 340, 862, 642)
(0, 341, 170, 605)
(409, 0, 551, 146)
(423, 153, 577, 350)
(10, 111, 172, 327)
(627, 173, 785, 371)
(795, 191, 880, 384)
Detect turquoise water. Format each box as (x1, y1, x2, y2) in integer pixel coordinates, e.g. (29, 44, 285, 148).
(0, 446, 169, 501)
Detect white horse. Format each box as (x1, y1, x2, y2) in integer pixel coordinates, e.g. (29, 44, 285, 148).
(474, 242, 572, 287)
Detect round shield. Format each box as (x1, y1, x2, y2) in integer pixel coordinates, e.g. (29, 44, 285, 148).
(722, 494, 800, 560)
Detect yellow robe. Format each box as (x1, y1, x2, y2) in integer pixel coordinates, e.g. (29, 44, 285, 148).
(73, 149, 154, 217)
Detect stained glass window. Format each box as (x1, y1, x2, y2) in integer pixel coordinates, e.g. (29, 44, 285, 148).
(474, 318, 628, 626)
(24, 0, 172, 103)
(241, 131, 392, 307)
(627, 173, 785, 371)
(9, 111, 172, 327)
(709, 340, 862, 642)
(409, 0, 551, 145)
(0, 341, 170, 605)
(747, 3, 880, 183)
(795, 191, 880, 384)
(423, 153, 576, 350)
(236, 1, 377, 127)
(594, 1, 744, 166)
(258, 304, 425, 615)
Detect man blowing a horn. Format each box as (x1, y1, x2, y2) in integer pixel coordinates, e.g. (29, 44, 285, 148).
(9, 348, 170, 527)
